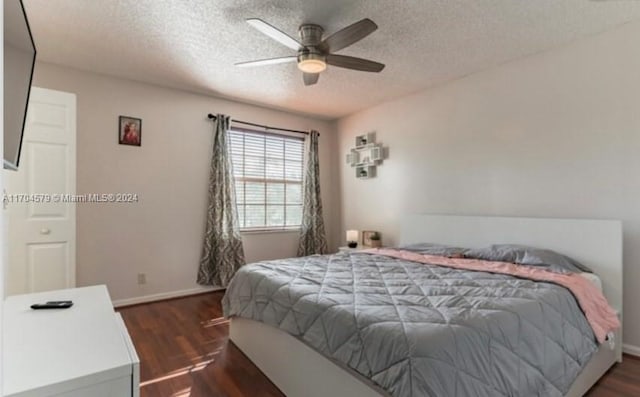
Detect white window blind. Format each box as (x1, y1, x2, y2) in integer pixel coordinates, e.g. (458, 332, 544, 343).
(228, 128, 304, 231)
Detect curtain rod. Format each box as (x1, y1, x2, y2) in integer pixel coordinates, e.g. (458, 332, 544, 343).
(207, 113, 317, 136)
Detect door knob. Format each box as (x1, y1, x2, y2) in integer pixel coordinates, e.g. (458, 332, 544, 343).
(40, 228, 51, 235)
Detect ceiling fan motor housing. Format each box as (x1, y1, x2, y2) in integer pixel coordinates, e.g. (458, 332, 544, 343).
(299, 24, 324, 47)
(297, 24, 327, 73)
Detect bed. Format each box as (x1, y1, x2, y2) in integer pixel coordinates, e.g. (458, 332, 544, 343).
(225, 215, 623, 397)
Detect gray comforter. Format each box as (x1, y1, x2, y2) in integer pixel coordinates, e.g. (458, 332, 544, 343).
(222, 252, 598, 397)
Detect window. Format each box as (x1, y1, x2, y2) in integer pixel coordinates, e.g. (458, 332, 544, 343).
(228, 128, 304, 231)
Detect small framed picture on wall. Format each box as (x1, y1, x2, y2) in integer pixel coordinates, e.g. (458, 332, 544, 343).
(119, 116, 142, 146)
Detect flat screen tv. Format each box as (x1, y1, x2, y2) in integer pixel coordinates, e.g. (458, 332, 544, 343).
(3, 0, 36, 170)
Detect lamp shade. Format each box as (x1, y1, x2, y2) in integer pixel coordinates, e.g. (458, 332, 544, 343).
(346, 230, 359, 242)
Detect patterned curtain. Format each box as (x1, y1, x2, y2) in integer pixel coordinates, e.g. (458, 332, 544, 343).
(297, 130, 328, 256)
(197, 114, 245, 287)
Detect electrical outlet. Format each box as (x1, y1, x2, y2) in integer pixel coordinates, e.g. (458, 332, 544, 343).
(137, 273, 146, 285)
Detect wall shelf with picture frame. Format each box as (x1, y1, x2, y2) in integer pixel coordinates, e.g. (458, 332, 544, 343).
(346, 132, 385, 179)
(355, 165, 376, 179)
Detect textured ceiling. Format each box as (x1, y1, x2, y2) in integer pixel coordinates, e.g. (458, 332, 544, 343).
(23, 0, 640, 119)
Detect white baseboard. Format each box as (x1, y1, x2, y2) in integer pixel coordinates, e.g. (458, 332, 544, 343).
(112, 286, 223, 307)
(623, 343, 640, 357)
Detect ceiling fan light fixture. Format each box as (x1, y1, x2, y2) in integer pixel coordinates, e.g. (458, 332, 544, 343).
(298, 58, 326, 73)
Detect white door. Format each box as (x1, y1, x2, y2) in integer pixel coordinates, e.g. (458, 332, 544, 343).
(4, 87, 76, 295)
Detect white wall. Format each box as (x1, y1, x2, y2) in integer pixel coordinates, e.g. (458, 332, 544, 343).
(29, 62, 339, 303)
(337, 20, 640, 351)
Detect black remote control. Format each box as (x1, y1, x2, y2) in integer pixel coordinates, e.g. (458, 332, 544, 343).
(30, 301, 73, 309)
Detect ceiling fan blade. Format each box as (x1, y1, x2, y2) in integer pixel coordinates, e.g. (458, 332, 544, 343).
(246, 18, 301, 50)
(303, 72, 319, 86)
(322, 18, 378, 52)
(235, 56, 297, 68)
(326, 54, 385, 72)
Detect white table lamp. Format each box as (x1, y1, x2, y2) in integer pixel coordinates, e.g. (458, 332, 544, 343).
(346, 230, 359, 248)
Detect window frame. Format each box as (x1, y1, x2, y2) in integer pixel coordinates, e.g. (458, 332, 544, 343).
(228, 126, 305, 232)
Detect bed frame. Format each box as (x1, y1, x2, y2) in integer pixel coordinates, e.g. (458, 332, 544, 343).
(230, 215, 623, 397)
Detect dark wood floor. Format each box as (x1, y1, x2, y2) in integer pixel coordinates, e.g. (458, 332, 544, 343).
(118, 291, 283, 397)
(118, 291, 640, 397)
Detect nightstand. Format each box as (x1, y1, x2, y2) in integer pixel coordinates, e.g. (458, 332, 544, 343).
(338, 246, 367, 253)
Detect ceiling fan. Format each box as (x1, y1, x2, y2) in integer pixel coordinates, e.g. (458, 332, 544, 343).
(236, 18, 385, 86)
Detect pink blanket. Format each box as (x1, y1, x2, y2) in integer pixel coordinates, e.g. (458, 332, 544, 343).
(364, 248, 620, 343)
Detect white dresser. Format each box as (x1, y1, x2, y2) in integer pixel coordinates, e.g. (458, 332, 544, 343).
(3, 285, 140, 397)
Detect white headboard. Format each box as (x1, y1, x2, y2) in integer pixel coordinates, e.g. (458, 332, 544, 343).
(400, 214, 623, 317)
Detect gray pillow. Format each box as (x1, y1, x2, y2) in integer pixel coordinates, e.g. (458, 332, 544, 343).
(400, 243, 467, 258)
(463, 244, 591, 274)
